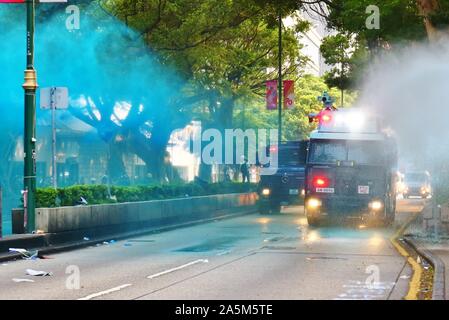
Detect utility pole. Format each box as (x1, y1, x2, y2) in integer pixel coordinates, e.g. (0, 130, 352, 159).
(277, 7, 283, 144)
(51, 87, 57, 189)
(0, 187, 2, 239)
(23, 0, 38, 233)
(340, 42, 345, 108)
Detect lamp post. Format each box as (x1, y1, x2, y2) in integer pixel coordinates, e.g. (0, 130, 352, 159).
(23, 0, 38, 232)
(277, 7, 282, 145)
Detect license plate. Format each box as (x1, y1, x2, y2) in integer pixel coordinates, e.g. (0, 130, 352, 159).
(316, 188, 335, 194)
(289, 189, 299, 195)
(358, 186, 370, 194)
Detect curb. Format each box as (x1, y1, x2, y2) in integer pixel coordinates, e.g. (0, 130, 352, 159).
(0, 207, 258, 263)
(403, 236, 446, 300)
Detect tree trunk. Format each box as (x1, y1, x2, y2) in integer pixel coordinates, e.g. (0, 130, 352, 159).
(198, 163, 212, 183)
(107, 141, 127, 184)
(416, 0, 445, 41)
(127, 120, 177, 184)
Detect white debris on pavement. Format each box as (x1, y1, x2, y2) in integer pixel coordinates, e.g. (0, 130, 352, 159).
(26, 269, 53, 276)
(13, 278, 35, 283)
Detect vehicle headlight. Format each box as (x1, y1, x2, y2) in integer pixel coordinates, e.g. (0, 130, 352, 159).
(307, 198, 322, 209)
(262, 188, 270, 196)
(369, 201, 383, 211)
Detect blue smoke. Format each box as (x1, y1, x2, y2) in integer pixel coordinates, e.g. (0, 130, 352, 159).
(0, 3, 185, 234)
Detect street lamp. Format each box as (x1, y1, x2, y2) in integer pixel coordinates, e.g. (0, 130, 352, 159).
(277, 7, 283, 145)
(23, 0, 38, 232)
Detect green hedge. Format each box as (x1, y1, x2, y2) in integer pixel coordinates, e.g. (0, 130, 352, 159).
(36, 182, 257, 208)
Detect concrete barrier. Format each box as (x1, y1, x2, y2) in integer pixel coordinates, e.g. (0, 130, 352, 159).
(27, 193, 257, 234)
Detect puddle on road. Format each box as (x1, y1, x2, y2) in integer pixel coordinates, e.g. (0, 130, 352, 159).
(174, 237, 245, 253)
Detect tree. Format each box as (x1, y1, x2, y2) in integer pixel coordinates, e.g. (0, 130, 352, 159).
(320, 34, 354, 95)
(416, 0, 449, 40)
(104, 0, 308, 180)
(235, 75, 357, 142)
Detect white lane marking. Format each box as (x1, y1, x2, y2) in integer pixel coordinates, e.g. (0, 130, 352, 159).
(216, 250, 231, 256)
(147, 259, 209, 279)
(78, 284, 132, 300)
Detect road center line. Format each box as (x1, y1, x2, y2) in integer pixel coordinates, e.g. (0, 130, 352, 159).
(147, 259, 209, 279)
(78, 284, 132, 300)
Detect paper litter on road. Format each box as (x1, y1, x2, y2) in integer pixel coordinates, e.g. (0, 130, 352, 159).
(13, 278, 35, 283)
(9, 248, 28, 254)
(9, 248, 39, 260)
(26, 251, 39, 260)
(83, 237, 90, 241)
(26, 269, 53, 276)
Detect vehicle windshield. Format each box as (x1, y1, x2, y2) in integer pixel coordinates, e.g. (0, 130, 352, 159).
(405, 173, 428, 183)
(347, 141, 384, 165)
(263, 142, 307, 168)
(308, 141, 346, 164)
(278, 147, 305, 167)
(309, 140, 385, 165)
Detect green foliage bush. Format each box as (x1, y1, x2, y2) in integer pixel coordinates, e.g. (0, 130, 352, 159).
(36, 182, 256, 208)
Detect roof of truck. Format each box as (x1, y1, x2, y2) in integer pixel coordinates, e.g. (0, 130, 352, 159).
(309, 130, 386, 141)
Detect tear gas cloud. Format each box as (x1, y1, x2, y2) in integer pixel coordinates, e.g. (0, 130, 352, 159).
(357, 41, 449, 173)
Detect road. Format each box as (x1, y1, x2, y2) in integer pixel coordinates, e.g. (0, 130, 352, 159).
(0, 199, 425, 300)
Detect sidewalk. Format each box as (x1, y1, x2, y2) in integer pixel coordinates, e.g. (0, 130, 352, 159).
(403, 205, 448, 300)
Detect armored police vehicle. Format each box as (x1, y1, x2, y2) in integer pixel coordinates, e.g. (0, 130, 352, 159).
(258, 140, 308, 214)
(305, 108, 398, 227)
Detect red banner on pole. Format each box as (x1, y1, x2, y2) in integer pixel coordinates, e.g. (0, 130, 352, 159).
(283, 80, 295, 109)
(266, 80, 278, 110)
(0, 0, 26, 3)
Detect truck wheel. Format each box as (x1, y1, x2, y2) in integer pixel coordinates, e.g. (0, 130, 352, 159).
(382, 202, 395, 227)
(270, 204, 282, 214)
(307, 216, 323, 227)
(258, 205, 270, 215)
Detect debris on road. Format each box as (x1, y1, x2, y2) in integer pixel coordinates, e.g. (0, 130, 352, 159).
(9, 248, 39, 260)
(26, 269, 53, 276)
(9, 248, 28, 255)
(83, 237, 90, 241)
(76, 197, 88, 206)
(25, 251, 39, 260)
(13, 278, 35, 283)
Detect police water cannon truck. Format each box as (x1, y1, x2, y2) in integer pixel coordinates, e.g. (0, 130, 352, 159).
(304, 97, 398, 227)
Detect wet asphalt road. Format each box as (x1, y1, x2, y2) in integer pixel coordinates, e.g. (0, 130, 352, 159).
(0, 199, 425, 300)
